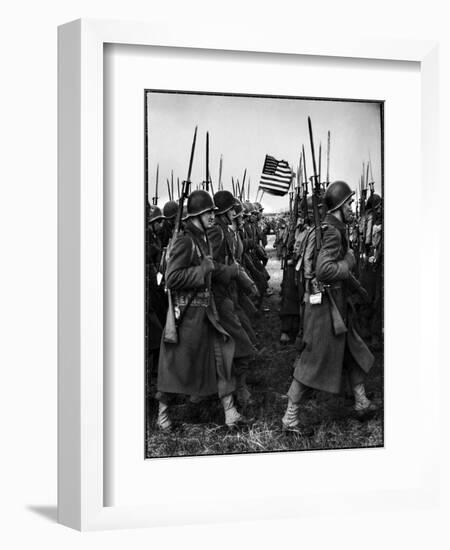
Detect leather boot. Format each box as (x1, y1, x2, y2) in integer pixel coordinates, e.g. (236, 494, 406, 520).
(156, 401, 172, 431)
(282, 399, 302, 433)
(353, 383, 377, 415)
(236, 374, 253, 407)
(221, 394, 247, 427)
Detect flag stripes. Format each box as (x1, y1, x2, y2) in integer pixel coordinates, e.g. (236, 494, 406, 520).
(259, 155, 292, 196)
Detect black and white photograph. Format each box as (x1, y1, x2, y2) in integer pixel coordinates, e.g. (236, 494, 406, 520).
(144, 90, 384, 459)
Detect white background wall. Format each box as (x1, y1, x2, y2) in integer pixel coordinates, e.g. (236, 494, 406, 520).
(0, 1, 448, 548)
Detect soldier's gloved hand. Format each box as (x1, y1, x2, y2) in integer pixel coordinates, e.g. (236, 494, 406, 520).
(201, 256, 215, 274)
(344, 249, 356, 270)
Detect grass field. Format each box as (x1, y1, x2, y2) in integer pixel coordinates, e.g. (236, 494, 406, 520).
(146, 235, 384, 459)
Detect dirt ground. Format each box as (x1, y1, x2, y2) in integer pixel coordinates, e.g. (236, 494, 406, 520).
(146, 234, 384, 458)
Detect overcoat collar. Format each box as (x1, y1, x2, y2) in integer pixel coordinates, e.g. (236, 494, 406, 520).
(184, 220, 207, 244)
(323, 213, 349, 249)
(323, 213, 347, 236)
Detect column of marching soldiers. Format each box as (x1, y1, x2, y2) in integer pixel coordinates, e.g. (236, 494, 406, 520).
(146, 120, 383, 434)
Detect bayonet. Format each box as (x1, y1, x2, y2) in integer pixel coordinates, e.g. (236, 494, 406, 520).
(318, 142, 322, 187)
(205, 131, 210, 192)
(153, 163, 159, 205)
(326, 131, 330, 186)
(218, 155, 223, 191)
(308, 116, 322, 250)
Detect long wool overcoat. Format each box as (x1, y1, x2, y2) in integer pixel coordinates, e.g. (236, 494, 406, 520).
(208, 218, 256, 359)
(293, 214, 374, 394)
(157, 221, 235, 398)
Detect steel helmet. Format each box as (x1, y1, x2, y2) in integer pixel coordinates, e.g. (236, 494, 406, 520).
(148, 205, 164, 223)
(243, 201, 255, 216)
(163, 200, 179, 219)
(185, 190, 217, 218)
(214, 190, 235, 215)
(324, 180, 355, 212)
(299, 196, 313, 215)
(232, 198, 244, 219)
(254, 202, 264, 212)
(366, 193, 382, 210)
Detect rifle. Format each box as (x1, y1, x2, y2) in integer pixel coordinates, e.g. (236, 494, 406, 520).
(308, 117, 322, 251)
(308, 117, 347, 336)
(241, 169, 247, 200)
(205, 131, 210, 192)
(368, 154, 375, 195)
(326, 131, 331, 187)
(163, 126, 198, 344)
(218, 155, 223, 191)
(152, 164, 159, 205)
(359, 171, 368, 266)
(318, 142, 322, 188)
(300, 147, 310, 225)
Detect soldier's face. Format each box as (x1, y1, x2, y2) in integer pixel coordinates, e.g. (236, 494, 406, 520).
(200, 210, 215, 229)
(152, 220, 163, 232)
(225, 209, 234, 224)
(342, 199, 354, 224)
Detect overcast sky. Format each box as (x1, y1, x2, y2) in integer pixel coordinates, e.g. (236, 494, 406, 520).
(146, 91, 383, 213)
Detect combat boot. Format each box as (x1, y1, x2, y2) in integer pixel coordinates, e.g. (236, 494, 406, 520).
(156, 401, 172, 431)
(281, 399, 302, 433)
(221, 394, 248, 428)
(353, 383, 377, 417)
(236, 374, 253, 407)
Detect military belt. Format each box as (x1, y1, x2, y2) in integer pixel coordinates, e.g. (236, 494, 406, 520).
(174, 290, 210, 308)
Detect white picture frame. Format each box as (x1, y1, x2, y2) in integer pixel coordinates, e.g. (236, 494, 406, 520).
(58, 18, 440, 531)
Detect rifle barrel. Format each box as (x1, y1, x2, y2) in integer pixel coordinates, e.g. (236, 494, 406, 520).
(186, 126, 198, 184)
(206, 131, 209, 192)
(326, 131, 330, 185)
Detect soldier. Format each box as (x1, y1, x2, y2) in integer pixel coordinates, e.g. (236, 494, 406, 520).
(231, 198, 259, 323)
(282, 181, 376, 433)
(246, 202, 270, 298)
(241, 202, 268, 300)
(208, 190, 257, 406)
(360, 193, 383, 349)
(147, 205, 167, 326)
(160, 200, 179, 247)
(253, 202, 268, 264)
(279, 202, 303, 344)
(155, 190, 245, 431)
(146, 205, 165, 388)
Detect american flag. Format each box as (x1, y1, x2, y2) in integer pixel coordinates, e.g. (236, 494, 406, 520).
(258, 155, 293, 196)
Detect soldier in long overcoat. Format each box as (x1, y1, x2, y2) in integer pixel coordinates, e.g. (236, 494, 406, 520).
(282, 181, 376, 432)
(156, 190, 245, 430)
(231, 199, 259, 324)
(208, 190, 257, 406)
